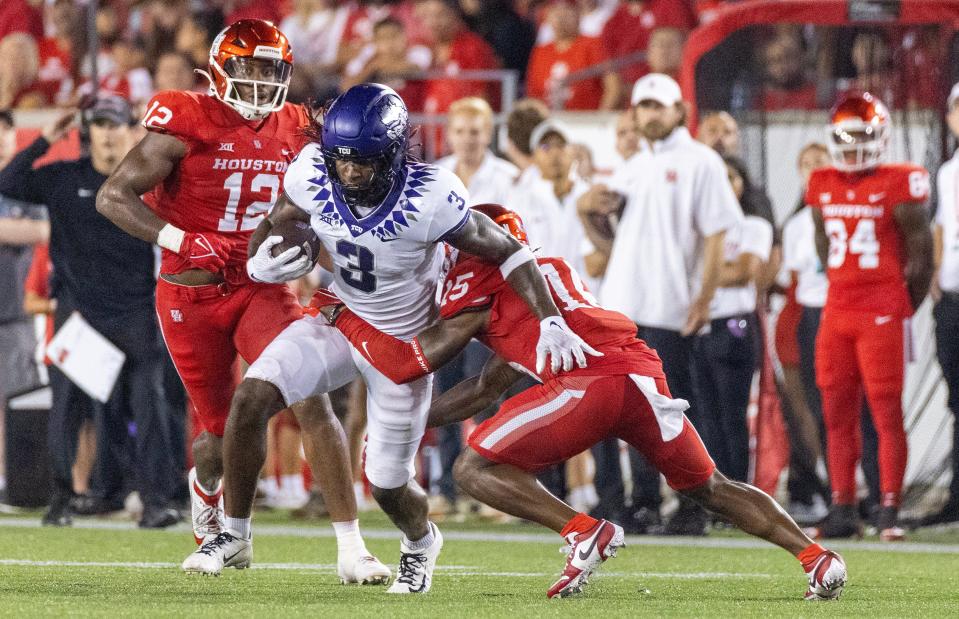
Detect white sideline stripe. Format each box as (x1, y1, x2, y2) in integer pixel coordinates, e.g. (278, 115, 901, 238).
(0, 559, 770, 579)
(478, 389, 584, 450)
(0, 518, 956, 554)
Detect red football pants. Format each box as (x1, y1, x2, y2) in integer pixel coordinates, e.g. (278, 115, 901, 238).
(815, 307, 907, 506)
(156, 278, 302, 436)
(468, 373, 715, 491)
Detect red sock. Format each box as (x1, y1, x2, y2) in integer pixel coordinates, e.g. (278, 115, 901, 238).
(560, 513, 598, 538)
(797, 543, 827, 572)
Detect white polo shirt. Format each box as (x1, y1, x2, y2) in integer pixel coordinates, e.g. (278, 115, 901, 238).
(782, 206, 828, 307)
(512, 174, 594, 284)
(434, 150, 519, 207)
(936, 153, 959, 292)
(599, 127, 743, 330)
(710, 215, 773, 318)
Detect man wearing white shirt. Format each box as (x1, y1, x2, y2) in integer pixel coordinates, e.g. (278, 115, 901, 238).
(927, 83, 959, 524)
(435, 97, 519, 206)
(579, 73, 743, 534)
(432, 96, 518, 516)
(514, 120, 592, 279)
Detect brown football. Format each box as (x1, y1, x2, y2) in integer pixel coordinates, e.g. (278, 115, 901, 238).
(270, 219, 321, 264)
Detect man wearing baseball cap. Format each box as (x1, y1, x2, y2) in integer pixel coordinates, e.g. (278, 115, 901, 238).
(0, 96, 181, 528)
(577, 73, 743, 535)
(925, 82, 959, 525)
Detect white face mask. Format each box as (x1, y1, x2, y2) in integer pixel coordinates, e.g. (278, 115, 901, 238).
(208, 54, 292, 120)
(827, 119, 889, 173)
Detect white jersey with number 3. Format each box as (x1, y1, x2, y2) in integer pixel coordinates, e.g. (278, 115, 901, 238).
(284, 142, 471, 339)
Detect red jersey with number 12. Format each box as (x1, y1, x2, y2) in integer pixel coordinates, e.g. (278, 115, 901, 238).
(440, 253, 664, 383)
(805, 163, 929, 316)
(141, 90, 310, 283)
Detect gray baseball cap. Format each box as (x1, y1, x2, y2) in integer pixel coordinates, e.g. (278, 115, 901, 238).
(87, 95, 134, 125)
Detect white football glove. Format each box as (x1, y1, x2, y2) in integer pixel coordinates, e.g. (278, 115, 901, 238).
(247, 235, 312, 283)
(535, 315, 603, 374)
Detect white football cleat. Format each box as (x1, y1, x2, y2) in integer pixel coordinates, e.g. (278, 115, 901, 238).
(804, 550, 847, 601)
(547, 519, 625, 599)
(386, 522, 443, 594)
(181, 531, 252, 575)
(338, 553, 392, 585)
(188, 468, 224, 545)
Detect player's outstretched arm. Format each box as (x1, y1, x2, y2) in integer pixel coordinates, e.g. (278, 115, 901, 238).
(96, 132, 185, 243)
(447, 212, 601, 374)
(427, 355, 524, 428)
(894, 201, 934, 310)
(319, 289, 487, 384)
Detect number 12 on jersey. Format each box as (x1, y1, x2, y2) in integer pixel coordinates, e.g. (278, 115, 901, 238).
(825, 218, 879, 269)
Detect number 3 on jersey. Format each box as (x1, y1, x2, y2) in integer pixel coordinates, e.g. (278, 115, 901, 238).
(825, 218, 879, 269)
(337, 240, 377, 293)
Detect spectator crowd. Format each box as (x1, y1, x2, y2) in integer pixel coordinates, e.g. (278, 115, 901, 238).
(0, 0, 957, 533)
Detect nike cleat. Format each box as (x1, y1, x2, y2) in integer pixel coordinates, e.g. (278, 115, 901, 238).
(189, 467, 224, 545)
(181, 531, 252, 575)
(338, 553, 392, 585)
(547, 519, 625, 599)
(804, 550, 847, 601)
(386, 522, 443, 594)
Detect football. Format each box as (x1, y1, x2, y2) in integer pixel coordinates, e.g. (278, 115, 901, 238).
(270, 219, 321, 264)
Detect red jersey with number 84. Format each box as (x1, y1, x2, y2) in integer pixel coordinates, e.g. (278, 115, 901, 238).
(805, 163, 929, 316)
(440, 253, 664, 383)
(141, 90, 310, 283)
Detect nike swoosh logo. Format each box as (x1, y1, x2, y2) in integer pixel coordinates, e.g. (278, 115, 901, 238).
(875, 315, 893, 325)
(361, 341, 372, 359)
(577, 532, 600, 561)
(224, 550, 242, 563)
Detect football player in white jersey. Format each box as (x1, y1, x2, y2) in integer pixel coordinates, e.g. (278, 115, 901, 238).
(182, 84, 600, 592)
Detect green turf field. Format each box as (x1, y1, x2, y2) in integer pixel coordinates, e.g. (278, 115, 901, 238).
(0, 510, 957, 617)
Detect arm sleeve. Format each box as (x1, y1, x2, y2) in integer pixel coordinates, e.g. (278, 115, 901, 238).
(893, 165, 930, 205)
(0, 137, 52, 204)
(141, 91, 199, 142)
(336, 310, 432, 384)
(425, 168, 471, 243)
(282, 144, 323, 214)
(694, 150, 743, 237)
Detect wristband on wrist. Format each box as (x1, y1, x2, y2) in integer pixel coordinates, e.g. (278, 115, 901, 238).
(327, 304, 346, 325)
(157, 223, 186, 253)
(499, 245, 534, 279)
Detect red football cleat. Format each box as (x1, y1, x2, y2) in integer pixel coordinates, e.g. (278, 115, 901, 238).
(547, 519, 625, 599)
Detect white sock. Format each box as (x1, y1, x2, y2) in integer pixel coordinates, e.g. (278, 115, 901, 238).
(404, 522, 435, 552)
(225, 516, 251, 540)
(333, 519, 368, 558)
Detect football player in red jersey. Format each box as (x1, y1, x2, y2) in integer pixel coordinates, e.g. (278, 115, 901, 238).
(96, 20, 389, 581)
(807, 92, 934, 541)
(312, 204, 848, 601)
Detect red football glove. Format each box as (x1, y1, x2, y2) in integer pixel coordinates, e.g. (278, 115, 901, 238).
(308, 288, 344, 323)
(178, 232, 233, 273)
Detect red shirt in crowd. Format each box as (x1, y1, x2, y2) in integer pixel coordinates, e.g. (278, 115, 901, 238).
(601, 0, 696, 85)
(423, 29, 499, 114)
(761, 82, 818, 112)
(526, 35, 606, 110)
(0, 0, 43, 40)
(225, 0, 283, 26)
(37, 38, 74, 106)
(341, 1, 427, 48)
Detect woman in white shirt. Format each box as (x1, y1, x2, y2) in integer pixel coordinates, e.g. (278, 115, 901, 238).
(694, 156, 773, 484)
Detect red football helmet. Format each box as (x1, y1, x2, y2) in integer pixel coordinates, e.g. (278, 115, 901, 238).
(472, 203, 529, 246)
(827, 91, 890, 172)
(205, 19, 293, 120)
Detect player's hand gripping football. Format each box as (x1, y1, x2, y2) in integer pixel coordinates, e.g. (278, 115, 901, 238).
(535, 315, 603, 374)
(178, 232, 234, 273)
(246, 236, 312, 283)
